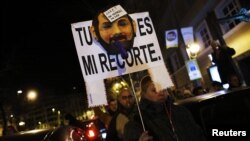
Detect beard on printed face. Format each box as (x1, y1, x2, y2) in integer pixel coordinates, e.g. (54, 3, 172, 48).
(96, 31, 135, 55)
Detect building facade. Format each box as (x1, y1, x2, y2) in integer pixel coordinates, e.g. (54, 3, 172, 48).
(157, 0, 250, 89)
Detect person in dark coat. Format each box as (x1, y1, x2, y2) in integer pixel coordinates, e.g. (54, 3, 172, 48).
(209, 81, 224, 92)
(210, 41, 237, 84)
(106, 87, 135, 141)
(228, 73, 242, 90)
(124, 75, 206, 141)
(94, 98, 117, 128)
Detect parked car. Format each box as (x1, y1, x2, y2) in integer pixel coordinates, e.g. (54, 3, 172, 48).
(0, 126, 86, 141)
(81, 118, 107, 141)
(175, 87, 250, 140)
(0, 118, 107, 141)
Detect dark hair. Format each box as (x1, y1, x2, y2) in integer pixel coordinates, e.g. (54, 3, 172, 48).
(211, 81, 222, 87)
(192, 86, 205, 96)
(228, 73, 242, 87)
(140, 75, 152, 96)
(108, 98, 116, 104)
(92, 5, 114, 30)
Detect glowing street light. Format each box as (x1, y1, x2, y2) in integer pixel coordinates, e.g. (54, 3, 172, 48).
(17, 90, 23, 95)
(57, 110, 61, 126)
(19, 121, 25, 126)
(27, 90, 38, 101)
(189, 43, 200, 54)
(38, 121, 42, 125)
(188, 43, 200, 59)
(52, 108, 55, 112)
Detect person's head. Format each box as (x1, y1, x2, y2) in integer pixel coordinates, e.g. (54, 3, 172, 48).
(228, 74, 241, 88)
(192, 86, 205, 96)
(108, 98, 117, 112)
(117, 87, 134, 109)
(91, 5, 136, 55)
(210, 81, 223, 92)
(140, 75, 168, 103)
(210, 40, 220, 50)
(183, 89, 193, 98)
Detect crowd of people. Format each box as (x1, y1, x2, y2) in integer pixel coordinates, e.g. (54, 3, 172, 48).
(168, 73, 243, 101)
(124, 76, 206, 141)
(90, 75, 209, 141)
(90, 73, 243, 141)
(66, 4, 245, 141)
(62, 71, 244, 141)
(44, 70, 245, 141)
(2, 2, 248, 139)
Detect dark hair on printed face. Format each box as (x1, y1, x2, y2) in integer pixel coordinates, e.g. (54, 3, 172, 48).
(92, 5, 111, 33)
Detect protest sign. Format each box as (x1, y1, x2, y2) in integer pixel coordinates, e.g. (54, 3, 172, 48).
(72, 12, 173, 107)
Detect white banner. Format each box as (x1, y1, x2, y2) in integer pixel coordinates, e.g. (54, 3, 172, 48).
(71, 12, 173, 107)
(165, 29, 178, 48)
(181, 26, 194, 46)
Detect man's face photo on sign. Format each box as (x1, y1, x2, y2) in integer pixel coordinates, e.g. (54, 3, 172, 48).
(91, 5, 136, 58)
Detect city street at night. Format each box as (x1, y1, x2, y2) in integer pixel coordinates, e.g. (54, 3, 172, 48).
(1, 0, 250, 140)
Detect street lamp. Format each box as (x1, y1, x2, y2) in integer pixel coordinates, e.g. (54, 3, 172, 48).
(52, 108, 55, 113)
(17, 90, 23, 95)
(186, 43, 203, 87)
(57, 110, 61, 126)
(187, 43, 200, 59)
(19, 121, 25, 126)
(27, 90, 38, 101)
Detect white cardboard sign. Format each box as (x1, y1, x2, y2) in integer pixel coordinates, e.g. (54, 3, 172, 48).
(71, 12, 173, 107)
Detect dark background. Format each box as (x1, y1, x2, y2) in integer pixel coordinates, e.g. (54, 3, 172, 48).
(2, 0, 171, 97)
(2, 0, 130, 94)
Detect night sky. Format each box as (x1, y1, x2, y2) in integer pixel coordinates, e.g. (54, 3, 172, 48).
(2, 0, 125, 94)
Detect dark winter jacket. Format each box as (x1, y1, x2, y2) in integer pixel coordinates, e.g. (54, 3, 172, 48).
(124, 98, 206, 141)
(212, 46, 236, 84)
(106, 102, 135, 141)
